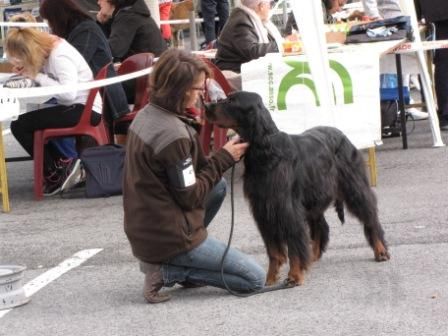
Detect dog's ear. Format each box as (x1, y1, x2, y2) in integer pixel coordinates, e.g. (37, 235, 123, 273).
(240, 92, 278, 141)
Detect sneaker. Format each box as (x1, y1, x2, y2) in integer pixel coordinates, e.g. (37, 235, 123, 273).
(43, 170, 63, 196)
(43, 158, 76, 197)
(60, 159, 83, 193)
(407, 108, 428, 121)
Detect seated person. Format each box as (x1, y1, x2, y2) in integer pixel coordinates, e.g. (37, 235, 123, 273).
(96, 0, 167, 103)
(40, 0, 129, 129)
(5, 27, 102, 196)
(215, 0, 283, 76)
(96, 0, 166, 61)
(323, 0, 347, 22)
(361, 0, 402, 20)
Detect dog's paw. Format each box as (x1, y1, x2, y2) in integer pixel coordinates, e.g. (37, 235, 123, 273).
(374, 249, 391, 262)
(286, 272, 305, 286)
(265, 276, 279, 286)
(284, 276, 303, 287)
(374, 242, 390, 262)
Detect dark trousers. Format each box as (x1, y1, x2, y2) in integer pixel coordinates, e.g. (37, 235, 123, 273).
(201, 0, 229, 43)
(10, 104, 100, 172)
(433, 20, 448, 121)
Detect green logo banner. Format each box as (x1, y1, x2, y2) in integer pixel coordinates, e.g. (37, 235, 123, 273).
(277, 59, 354, 111)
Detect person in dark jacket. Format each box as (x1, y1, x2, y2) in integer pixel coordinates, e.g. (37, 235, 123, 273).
(415, 0, 448, 130)
(215, 0, 283, 74)
(96, 0, 166, 61)
(40, 0, 130, 125)
(97, 0, 166, 103)
(123, 48, 265, 303)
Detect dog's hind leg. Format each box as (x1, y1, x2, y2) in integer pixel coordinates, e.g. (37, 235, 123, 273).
(265, 243, 287, 286)
(336, 139, 390, 262)
(309, 215, 330, 262)
(339, 156, 390, 261)
(352, 195, 390, 262)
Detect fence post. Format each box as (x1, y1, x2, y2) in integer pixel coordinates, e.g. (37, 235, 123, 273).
(189, 10, 198, 51)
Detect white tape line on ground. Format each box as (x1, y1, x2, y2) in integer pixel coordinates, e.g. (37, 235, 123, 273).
(0, 248, 103, 318)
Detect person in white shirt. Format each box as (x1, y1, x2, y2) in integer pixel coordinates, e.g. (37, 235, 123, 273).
(362, 0, 402, 19)
(362, 0, 429, 121)
(5, 27, 102, 195)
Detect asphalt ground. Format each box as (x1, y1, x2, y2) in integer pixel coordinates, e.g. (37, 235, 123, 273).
(1, 117, 447, 336)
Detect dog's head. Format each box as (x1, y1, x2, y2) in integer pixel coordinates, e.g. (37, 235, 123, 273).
(204, 91, 278, 141)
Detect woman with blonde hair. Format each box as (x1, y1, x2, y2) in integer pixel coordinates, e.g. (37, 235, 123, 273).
(5, 27, 102, 196)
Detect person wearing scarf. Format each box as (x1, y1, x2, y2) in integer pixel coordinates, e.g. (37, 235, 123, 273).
(215, 0, 283, 78)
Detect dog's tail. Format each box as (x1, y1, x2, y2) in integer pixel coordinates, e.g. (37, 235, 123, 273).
(335, 200, 345, 224)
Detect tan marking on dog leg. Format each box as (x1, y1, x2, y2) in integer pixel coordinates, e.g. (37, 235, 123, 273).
(265, 246, 287, 286)
(311, 239, 322, 262)
(373, 240, 390, 261)
(286, 256, 306, 286)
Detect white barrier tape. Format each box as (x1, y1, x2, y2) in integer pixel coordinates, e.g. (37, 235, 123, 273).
(0, 22, 49, 28)
(388, 39, 448, 54)
(160, 18, 204, 25)
(0, 66, 152, 99)
(160, 17, 219, 25)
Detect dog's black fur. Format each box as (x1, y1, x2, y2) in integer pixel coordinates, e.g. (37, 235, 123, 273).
(205, 91, 390, 286)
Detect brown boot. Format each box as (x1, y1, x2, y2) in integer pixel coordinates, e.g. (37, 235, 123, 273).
(143, 264, 171, 304)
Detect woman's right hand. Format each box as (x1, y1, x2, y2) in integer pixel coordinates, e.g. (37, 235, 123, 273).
(223, 136, 249, 162)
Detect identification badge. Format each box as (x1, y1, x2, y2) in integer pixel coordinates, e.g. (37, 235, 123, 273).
(167, 156, 196, 188)
(182, 160, 196, 186)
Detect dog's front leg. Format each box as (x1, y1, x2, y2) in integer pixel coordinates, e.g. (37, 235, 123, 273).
(286, 223, 310, 286)
(287, 255, 307, 286)
(265, 244, 287, 286)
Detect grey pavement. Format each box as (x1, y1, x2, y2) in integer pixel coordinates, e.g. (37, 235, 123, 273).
(1, 119, 448, 336)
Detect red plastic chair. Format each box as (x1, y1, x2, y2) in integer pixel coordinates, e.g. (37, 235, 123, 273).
(199, 57, 233, 155)
(113, 53, 154, 132)
(32, 63, 111, 200)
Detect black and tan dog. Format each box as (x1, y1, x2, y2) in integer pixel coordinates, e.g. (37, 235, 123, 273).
(205, 91, 390, 286)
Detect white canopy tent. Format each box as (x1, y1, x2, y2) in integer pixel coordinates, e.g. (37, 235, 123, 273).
(290, 0, 336, 122)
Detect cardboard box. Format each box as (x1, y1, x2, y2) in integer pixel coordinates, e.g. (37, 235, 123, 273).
(325, 32, 346, 44)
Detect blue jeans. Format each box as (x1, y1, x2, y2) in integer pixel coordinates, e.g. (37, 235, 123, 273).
(161, 178, 266, 292)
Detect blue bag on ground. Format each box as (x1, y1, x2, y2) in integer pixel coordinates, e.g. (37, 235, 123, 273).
(80, 144, 125, 198)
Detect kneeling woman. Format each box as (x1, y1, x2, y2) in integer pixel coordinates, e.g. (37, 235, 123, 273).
(5, 27, 102, 195)
(123, 48, 266, 303)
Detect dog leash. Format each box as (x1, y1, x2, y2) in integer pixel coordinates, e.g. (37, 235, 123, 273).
(219, 165, 296, 297)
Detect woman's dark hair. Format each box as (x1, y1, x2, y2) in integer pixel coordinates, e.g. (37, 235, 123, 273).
(39, 0, 91, 38)
(150, 49, 211, 115)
